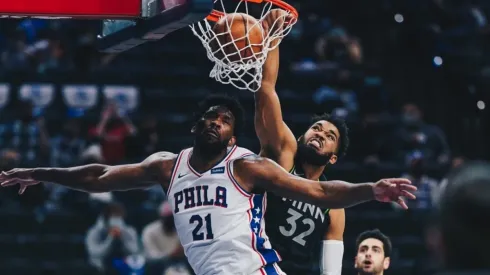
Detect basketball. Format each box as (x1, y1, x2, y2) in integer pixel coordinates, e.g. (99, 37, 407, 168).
(210, 13, 264, 62)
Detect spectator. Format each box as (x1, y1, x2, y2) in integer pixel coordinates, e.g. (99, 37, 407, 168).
(50, 118, 86, 167)
(393, 152, 440, 211)
(89, 102, 136, 164)
(354, 229, 392, 275)
(383, 103, 450, 166)
(126, 114, 160, 161)
(85, 202, 140, 274)
(0, 29, 30, 70)
(0, 100, 49, 167)
(142, 201, 188, 275)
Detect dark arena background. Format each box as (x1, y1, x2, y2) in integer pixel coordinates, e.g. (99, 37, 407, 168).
(0, 0, 489, 274)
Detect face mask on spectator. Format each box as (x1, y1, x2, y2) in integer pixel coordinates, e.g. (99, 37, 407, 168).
(403, 113, 420, 126)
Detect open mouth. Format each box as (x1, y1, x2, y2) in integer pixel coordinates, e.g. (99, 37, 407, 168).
(363, 260, 372, 266)
(307, 138, 323, 149)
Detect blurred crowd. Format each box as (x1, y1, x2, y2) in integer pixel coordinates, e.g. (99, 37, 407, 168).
(0, 0, 489, 274)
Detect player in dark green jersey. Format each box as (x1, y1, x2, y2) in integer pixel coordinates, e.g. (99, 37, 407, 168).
(255, 10, 369, 275)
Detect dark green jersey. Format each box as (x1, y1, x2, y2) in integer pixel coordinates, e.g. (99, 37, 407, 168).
(265, 166, 331, 275)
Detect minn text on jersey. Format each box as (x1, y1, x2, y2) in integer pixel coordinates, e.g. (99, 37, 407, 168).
(174, 185, 228, 213)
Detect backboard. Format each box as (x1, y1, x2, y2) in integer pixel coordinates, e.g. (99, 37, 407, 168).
(0, 0, 214, 53)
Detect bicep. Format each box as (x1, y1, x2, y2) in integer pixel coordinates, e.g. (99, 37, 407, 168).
(324, 209, 345, 241)
(254, 87, 297, 154)
(100, 152, 176, 190)
(235, 156, 322, 203)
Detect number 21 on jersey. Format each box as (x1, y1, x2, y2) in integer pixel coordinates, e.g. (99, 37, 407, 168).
(279, 208, 315, 246)
(190, 213, 214, 241)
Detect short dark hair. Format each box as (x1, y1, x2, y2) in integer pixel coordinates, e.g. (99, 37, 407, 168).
(355, 229, 392, 257)
(194, 94, 245, 136)
(102, 202, 125, 219)
(311, 113, 349, 158)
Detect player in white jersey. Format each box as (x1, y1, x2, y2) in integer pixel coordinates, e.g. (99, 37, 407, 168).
(167, 145, 280, 275)
(0, 95, 416, 275)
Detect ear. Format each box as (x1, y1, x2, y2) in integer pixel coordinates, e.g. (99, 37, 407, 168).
(329, 154, 338, 165)
(354, 256, 358, 268)
(383, 257, 390, 269)
(228, 136, 236, 147)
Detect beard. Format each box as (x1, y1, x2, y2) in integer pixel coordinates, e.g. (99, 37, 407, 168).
(297, 136, 334, 166)
(194, 133, 230, 156)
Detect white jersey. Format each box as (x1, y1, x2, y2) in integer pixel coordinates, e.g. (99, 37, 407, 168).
(167, 145, 284, 275)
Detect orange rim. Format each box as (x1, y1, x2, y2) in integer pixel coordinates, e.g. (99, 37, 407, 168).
(206, 0, 298, 22)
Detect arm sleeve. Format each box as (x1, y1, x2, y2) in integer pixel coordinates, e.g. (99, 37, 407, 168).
(320, 240, 344, 275)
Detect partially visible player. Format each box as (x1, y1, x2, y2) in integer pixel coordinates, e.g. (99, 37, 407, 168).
(354, 229, 392, 275)
(256, 9, 352, 275)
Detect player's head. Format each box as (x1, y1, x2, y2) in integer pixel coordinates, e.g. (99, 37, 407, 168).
(431, 161, 490, 270)
(354, 229, 392, 275)
(192, 94, 245, 154)
(297, 113, 349, 166)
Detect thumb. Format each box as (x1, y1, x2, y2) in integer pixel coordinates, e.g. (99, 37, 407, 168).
(18, 185, 27, 195)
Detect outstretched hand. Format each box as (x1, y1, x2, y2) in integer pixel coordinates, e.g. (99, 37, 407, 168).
(373, 178, 417, 209)
(0, 169, 40, 195)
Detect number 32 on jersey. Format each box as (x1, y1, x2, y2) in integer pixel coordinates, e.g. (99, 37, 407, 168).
(279, 208, 315, 246)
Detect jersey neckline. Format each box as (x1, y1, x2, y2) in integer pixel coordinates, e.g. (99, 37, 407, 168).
(186, 145, 238, 177)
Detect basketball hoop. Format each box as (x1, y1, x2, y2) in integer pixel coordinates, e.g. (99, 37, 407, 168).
(189, 0, 298, 92)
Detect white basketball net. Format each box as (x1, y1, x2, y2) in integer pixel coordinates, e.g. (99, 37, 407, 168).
(189, 1, 297, 92)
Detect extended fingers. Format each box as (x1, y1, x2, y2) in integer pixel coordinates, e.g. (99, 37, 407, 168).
(1, 178, 18, 187)
(18, 185, 27, 195)
(399, 183, 417, 191)
(400, 190, 416, 200)
(1, 178, 37, 187)
(397, 197, 409, 210)
(386, 178, 412, 185)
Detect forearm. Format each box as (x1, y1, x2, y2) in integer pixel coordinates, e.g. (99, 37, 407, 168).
(95, 117, 110, 136)
(317, 181, 374, 209)
(31, 164, 148, 193)
(31, 165, 107, 192)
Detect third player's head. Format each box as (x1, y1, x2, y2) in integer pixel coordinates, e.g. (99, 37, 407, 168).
(354, 229, 392, 275)
(192, 94, 245, 155)
(297, 113, 349, 166)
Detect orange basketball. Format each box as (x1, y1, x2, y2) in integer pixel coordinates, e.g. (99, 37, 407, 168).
(210, 13, 264, 62)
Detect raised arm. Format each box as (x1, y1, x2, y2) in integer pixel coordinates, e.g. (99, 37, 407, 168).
(233, 155, 416, 209)
(0, 152, 177, 194)
(255, 10, 297, 163)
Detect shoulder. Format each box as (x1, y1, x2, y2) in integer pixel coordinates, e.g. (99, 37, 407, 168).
(232, 146, 255, 158)
(142, 151, 179, 179)
(143, 152, 178, 166)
